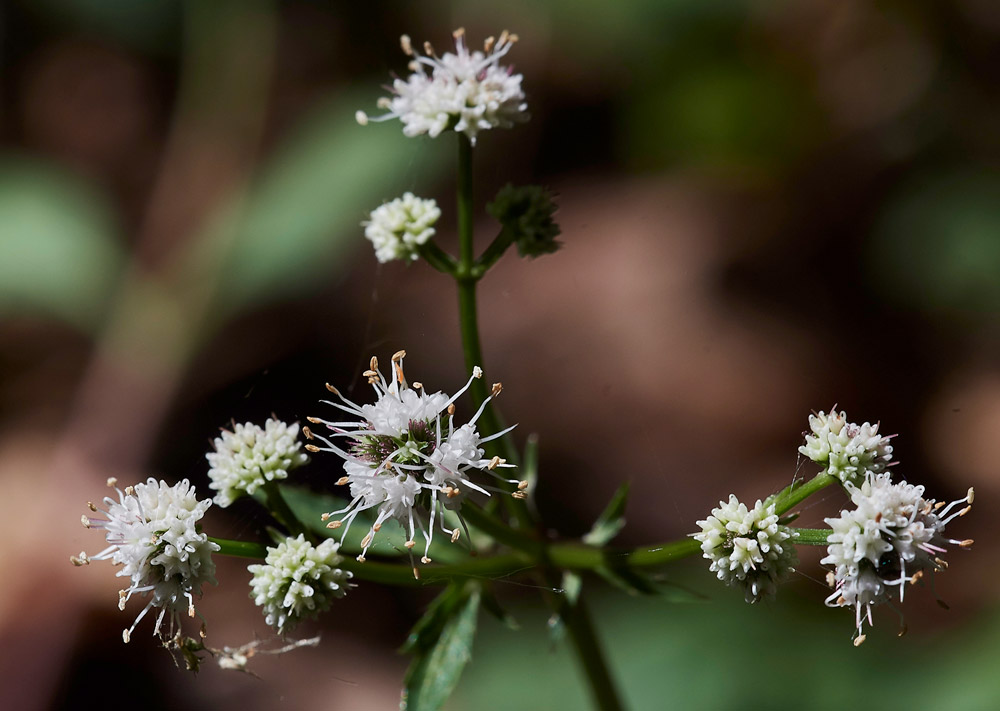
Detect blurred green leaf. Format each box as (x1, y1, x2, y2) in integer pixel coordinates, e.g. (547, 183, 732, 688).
(402, 583, 469, 654)
(402, 586, 481, 711)
(582, 482, 629, 547)
(188, 94, 449, 324)
(279, 485, 468, 564)
(0, 158, 123, 330)
(870, 169, 1000, 315)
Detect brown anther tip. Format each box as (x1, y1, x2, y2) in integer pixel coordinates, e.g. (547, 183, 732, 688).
(400, 34, 413, 55)
(124, 486, 135, 497)
(188, 604, 196, 618)
(451, 529, 461, 543)
(70, 554, 88, 566)
(81, 515, 91, 528)
(853, 634, 866, 647)
(370, 356, 378, 370)
(361, 533, 373, 547)
(302, 426, 314, 439)
(960, 538, 974, 548)
(327, 520, 342, 529)
(453, 27, 465, 38)
(307, 416, 322, 424)
(934, 500, 946, 510)
(123, 630, 131, 644)
(518, 480, 529, 490)
(910, 570, 924, 584)
(325, 383, 339, 394)
(363, 369, 378, 378)
(967, 487, 975, 504)
(935, 557, 949, 569)
(498, 30, 509, 44)
(336, 476, 350, 486)
(508, 33, 519, 43)
(320, 513, 330, 520)
(392, 349, 407, 362)
(413, 382, 423, 390)
(488, 456, 501, 470)
(373, 523, 382, 532)
(421, 556, 432, 564)
(423, 41, 434, 56)
(413, 567, 420, 580)
(512, 491, 527, 500)
(825, 571, 836, 587)
(447, 403, 456, 415)
(491, 383, 503, 397)
(959, 505, 972, 517)
(87, 501, 97, 511)
(356, 555, 366, 563)
(874, 512, 882, 523)
(473, 366, 483, 379)
(106, 477, 117, 488)
(405, 540, 416, 549)
(305, 444, 321, 452)
(484, 36, 495, 52)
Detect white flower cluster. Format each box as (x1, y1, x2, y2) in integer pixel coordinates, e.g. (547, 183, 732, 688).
(357, 28, 529, 144)
(694, 495, 798, 604)
(304, 350, 524, 566)
(822, 472, 973, 643)
(799, 408, 894, 484)
(73, 478, 219, 643)
(207, 418, 309, 507)
(363, 193, 441, 264)
(248, 535, 353, 633)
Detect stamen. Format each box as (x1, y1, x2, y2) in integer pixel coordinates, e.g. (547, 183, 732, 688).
(392, 349, 407, 362)
(853, 634, 866, 647)
(421, 556, 432, 564)
(336, 476, 350, 486)
(302, 426, 314, 440)
(400, 35, 413, 55)
(355, 110, 369, 126)
(106, 477, 117, 488)
(325, 383, 339, 394)
(491, 382, 503, 397)
(451, 529, 461, 543)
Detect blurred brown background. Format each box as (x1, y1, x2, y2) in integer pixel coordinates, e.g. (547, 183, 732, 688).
(2, 0, 999, 709)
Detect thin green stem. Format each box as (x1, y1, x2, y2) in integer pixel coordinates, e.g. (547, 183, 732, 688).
(559, 594, 626, 711)
(417, 240, 457, 275)
(790, 528, 832, 546)
(772, 473, 838, 515)
(262, 480, 308, 539)
(210, 537, 268, 559)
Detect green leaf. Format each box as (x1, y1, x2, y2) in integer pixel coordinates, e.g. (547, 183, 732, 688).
(582, 482, 630, 546)
(402, 583, 468, 654)
(0, 158, 123, 330)
(401, 587, 481, 711)
(278, 485, 468, 564)
(480, 586, 519, 631)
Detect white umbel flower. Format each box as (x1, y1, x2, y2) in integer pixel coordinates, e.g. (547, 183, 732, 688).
(799, 408, 894, 485)
(822, 473, 974, 643)
(207, 418, 310, 507)
(248, 535, 353, 633)
(363, 193, 441, 263)
(694, 495, 798, 604)
(73, 478, 219, 643)
(304, 350, 524, 566)
(357, 28, 529, 145)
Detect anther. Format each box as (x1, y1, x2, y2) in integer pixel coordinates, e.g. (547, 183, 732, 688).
(405, 540, 416, 549)
(447, 404, 456, 416)
(70, 554, 89, 566)
(423, 41, 435, 56)
(87, 502, 97, 512)
(106, 477, 117, 488)
(355, 110, 368, 126)
(321, 513, 330, 520)
(910, 570, 924, 584)
(363, 369, 378, 378)
(967, 487, 975, 504)
(421, 556, 432, 564)
(958, 505, 972, 517)
(400, 35, 413, 55)
(325, 383, 339, 394)
(451, 529, 461, 543)
(935, 557, 949, 569)
(491, 383, 503, 397)
(370, 356, 379, 371)
(124, 486, 135, 496)
(361, 533, 373, 548)
(392, 349, 407, 362)
(488, 456, 502, 470)
(357, 555, 366, 563)
(874, 512, 882, 523)
(518, 480, 529, 490)
(853, 634, 866, 647)
(373, 523, 382, 532)
(498, 30, 509, 45)
(327, 520, 343, 529)
(123, 629, 131, 644)
(484, 36, 495, 53)
(305, 444, 321, 452)
(512, 491, 527, 500)
(413, 567, 420, 580)
(81, 515, 91, 528)
(336, 476, 350, 486)
(473, 366, 483, 378)
(959, 538, 974, 548)
(302, 426, 313, 439)
(413, 382, 423, 390)
(826, 571, 836, 587)
(307, 416, 322, 424)
(453, 27, 465, 40)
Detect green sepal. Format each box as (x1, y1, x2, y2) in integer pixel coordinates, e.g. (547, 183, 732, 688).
(582, 482, 630, 547)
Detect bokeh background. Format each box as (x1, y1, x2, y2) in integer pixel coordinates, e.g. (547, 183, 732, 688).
(2, 0, 999, 709)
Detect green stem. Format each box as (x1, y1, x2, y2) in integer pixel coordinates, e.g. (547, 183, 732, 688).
(790, 528, 832, 546)
(417, 240, 457, 275)
(262, 480, 308, 539)
(210, 537, 268, 559)
(772, 473, 838, 515)
(559, 594, 626, 711)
